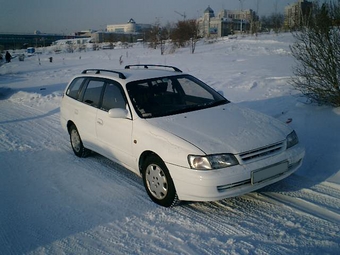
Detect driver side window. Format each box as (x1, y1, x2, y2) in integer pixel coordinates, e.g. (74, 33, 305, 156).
(101, 82, 127, 111)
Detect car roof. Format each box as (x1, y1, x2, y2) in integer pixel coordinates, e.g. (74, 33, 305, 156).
(77, 65, 185, 84)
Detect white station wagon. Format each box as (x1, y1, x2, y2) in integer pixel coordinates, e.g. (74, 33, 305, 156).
(60, 65, 305, 207)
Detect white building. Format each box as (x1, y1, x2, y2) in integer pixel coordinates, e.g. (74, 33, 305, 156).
(106, 18, 151, 34)
(107, 18, 138, 33)
(90, 18, 152, 43)
(197, 6, 257, 37)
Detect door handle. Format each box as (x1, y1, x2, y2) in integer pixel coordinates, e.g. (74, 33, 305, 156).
(74, 109, 79, 115)
(97, 118, 103, 125)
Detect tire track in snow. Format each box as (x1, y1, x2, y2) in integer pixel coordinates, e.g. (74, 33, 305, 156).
(251, 174, 340, 225)
(260, 174, 340, 218)
(286, 174, 340, 200)
(173, 198, 289, 255)
(258, 192, 340, 225)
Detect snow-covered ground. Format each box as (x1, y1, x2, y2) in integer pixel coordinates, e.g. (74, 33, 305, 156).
(1, 33, 339, 255)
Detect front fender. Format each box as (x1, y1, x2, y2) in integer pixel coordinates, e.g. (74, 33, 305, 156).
(132, 118, 203, 169)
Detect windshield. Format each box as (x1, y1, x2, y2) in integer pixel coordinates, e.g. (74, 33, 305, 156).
(126, 74, 229, 118)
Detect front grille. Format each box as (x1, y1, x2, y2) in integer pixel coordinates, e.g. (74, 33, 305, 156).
(239, 141, 284, 162)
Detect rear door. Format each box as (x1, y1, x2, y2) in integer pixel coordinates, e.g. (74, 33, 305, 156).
(61, 77, 87, 131)
(76, 78, 105, 150)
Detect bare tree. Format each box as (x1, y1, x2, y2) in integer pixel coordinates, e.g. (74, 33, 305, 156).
(290, 1, 340, 106)
(145, 21, 170, 55)
(251, 0, 261, 36)
(171, 19, 199, 53)
(145, 23, 161, 50)
(260, 13, 284, 33)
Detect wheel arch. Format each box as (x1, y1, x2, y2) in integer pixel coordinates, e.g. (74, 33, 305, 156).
(138, 150, 161, 174)
(66, 120, 76, 134)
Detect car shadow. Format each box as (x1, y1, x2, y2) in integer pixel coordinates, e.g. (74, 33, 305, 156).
(0, 82, 66, 101)
(236, 96, 340, 193)
(0, 107, 60, 125)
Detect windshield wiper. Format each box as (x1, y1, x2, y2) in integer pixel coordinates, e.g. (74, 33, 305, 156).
(156, 105, 198, 117)
(191, 99, 228, 110)
(162, 101, 227, 116)
(150, 100, 229, 118)
(204, 99, 229, 107)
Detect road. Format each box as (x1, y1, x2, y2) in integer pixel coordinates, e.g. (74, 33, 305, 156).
(1, 92, 339, 255)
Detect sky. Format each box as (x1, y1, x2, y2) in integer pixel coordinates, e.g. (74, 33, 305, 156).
(1, 0, 298, 34)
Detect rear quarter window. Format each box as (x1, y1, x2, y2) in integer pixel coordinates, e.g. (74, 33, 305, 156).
(66, 78, 86, 100)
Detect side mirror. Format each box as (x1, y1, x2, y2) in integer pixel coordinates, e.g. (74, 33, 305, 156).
(217, 90, 224, 96)
(108, 108, 129, 119)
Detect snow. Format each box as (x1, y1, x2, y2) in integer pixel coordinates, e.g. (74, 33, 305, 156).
(1, 33, 340, 254)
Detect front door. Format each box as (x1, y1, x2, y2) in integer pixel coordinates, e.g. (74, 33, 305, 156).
(95, 81, 135, 170)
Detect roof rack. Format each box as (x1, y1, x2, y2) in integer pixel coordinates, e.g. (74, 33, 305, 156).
(81, 69, 126, 79)
(124, 64, 182, 73)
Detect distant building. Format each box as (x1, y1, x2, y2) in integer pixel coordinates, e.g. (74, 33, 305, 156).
(284, 0, 313, 29)
(75, 30, 96, 37)
(0, 33, 76, 50)
(107, 18, 138, 33)
(106, 18, 151, 34)
(197, 6, 258, 37)
(91, 31, 143, 44)
(52, 37, 93, 46)
(91, 18, 152, 43)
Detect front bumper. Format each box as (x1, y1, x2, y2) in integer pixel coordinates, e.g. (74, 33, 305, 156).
(167, 144, 305, 202)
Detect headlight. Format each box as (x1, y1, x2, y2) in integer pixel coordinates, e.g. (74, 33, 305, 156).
(188, 154, 239, 170)
(286, 130, 299, 149)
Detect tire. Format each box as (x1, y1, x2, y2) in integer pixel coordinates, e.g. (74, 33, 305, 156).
(69, 124, 90, 157)
(142, 155, 179, 207)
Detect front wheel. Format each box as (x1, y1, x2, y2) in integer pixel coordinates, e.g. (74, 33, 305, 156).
(69, 124, 90, 157)
(142, 155, 179, 207)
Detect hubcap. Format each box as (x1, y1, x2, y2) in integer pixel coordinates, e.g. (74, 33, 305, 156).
(145, 164, 168, 200)
(70, 129, 81, 152)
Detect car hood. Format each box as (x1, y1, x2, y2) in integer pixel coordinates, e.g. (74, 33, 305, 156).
(146, 103, 291, 154)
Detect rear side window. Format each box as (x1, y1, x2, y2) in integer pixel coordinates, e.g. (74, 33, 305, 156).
(66, 78, 85, 100)
(82, 80, 105, 107)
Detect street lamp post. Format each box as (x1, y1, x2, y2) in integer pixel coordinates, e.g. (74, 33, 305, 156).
(239, 0, 245, 33)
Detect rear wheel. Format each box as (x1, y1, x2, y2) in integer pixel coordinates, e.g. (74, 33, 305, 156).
(142, 155, 179, 207)
(69, 124, 90, 157)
